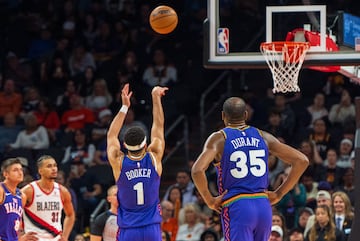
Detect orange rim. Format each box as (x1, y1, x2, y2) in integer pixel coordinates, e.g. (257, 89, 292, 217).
(260, 41, 310, 52)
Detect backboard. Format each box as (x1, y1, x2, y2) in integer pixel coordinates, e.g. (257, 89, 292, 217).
(204, 1, 360, 70)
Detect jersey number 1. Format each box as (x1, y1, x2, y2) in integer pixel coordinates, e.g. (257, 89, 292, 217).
(133, 182, 144, 205)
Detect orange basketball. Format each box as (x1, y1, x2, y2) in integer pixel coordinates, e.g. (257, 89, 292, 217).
(149, 5, 178, 34)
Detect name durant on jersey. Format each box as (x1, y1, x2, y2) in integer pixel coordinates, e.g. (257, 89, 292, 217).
(231, 137, 260, 149)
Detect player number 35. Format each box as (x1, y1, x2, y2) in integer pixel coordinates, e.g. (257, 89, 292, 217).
(230, 149, 266, 178)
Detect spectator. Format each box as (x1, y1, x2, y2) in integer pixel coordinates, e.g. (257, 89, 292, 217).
(69, 159, 102, 232)
(43, 53, 70, 99)
(60, 94, 95, 133)
(78, 66, 96, 97)
(92, 21, 120, 64)
(111, 50, 141, 96)
(300, 167, 318, 210)
(167, 186, 183, 220)
(334, 168, 355, 207)
(80, 13, 98, 48)
(175, 203, 205, 241)
(308, 118, 336, 160)
(61, 128, 96, 166)
(33, 97, 61, 144)
(163, 169, 197, 206)
(74, 234, 87, 241)
(288, 227, 304, 241)
(56, 79, 81, 115)
(305, 205, 345, 241)
(91, 109, 112, 166)
(306, 92, 328, 128)
(297, 208, 314, 233)
(323, 148, 345, 189)
(27, 25, 56, 60)
(274, 166, 307, 229)
(332, 191, 353, 241)
(142, 48, 177, 88)
(68, 44, 96, 77)
(192, 189, 213, 223)
(162, 231, 172, 241)
(298, 140, 326, 182)
(262, 108, 288, 140)
(272, 94, 296, 142)
(161, 200, 179, 241)
(0, 78, 23, 119)
(84, 78, 113, 114)
(203, 212, 222, 240)
(0, 112, 22, 157)
(91, 108, 112, 146)
(57, 170, 78, 213)
(328, 89, 355, 127)
(336, 139, 353, 169)
(269, 225, 283, 241)
(304, 190, 333, 237)
(19, 86, 40, 119)
(272, 210, 288, 238)
(3, 52, 33, 89)
(200, 229, 219, 241)
(7, 112, 49, 151)
(268, 153, 286, 190)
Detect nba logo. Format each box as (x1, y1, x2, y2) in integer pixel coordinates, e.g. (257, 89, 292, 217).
(217, 28, 229, 54)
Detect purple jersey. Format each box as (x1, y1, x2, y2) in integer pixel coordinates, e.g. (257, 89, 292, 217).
(216, 126, 269, 201)
(0, 183, 23, 241)
(117, 152, 162, 228)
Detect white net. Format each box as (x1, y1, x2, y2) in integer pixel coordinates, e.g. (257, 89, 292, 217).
(260, 42, 310, 93)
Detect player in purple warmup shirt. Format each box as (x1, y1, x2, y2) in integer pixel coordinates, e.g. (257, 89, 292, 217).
(192, 97, 309, 241)
(0, 158, 38, 241)
(107, 84, 168, 241)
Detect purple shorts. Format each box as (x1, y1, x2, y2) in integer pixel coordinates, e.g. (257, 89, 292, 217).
(221, 198, 272, 241)
(117, 223, 161, 241)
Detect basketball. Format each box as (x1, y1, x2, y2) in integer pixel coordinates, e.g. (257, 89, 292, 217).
(149, 5, 178, 34)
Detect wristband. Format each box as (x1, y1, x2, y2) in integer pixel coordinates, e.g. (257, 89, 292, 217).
(120, 105, 128, 114)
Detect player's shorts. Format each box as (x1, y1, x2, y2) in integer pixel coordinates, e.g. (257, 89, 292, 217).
(221, 197, 272, 241)
(117, 223, 161, 241)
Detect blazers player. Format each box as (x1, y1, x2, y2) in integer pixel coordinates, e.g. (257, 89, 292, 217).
(22, 155, 75, 241)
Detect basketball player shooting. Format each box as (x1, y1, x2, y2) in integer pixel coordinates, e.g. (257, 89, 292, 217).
(107, 83, 168, 241)
(191, 97, 309, 241)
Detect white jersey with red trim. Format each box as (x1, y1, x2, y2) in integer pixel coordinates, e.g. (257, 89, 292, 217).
(23, 181, 64, 240)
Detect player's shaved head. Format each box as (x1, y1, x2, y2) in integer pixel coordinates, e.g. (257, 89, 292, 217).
(222, 97, 247, 121)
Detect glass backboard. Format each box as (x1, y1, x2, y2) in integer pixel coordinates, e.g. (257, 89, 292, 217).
(204, 1, 360, 70)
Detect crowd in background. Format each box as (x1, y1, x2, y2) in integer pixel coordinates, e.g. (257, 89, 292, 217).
(0, 1, 359, 241)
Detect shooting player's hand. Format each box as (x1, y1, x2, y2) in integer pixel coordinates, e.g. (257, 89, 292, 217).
(151, 86, 168, 97)
(121, 83, 133, 107)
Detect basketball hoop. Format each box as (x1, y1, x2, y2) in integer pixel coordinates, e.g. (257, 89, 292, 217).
(260, 41, 310, 93)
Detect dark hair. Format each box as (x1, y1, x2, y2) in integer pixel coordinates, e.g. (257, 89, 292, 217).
(176, 168, 191, 177)
(124, 126, 146, 148)
(222, 97, 246, 121)
(37, 155, 54, 169)
(162, 230, 171, 241)
(1, 158, 22, 173)
(200, 229, 219, 241)
(167, 185, 183, 205)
